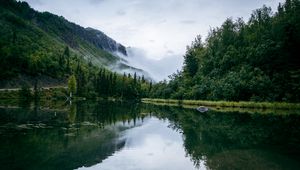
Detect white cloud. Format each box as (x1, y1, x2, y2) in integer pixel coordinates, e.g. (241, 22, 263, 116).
(125, 47, 183, 82)
(24, 0, 284, 80)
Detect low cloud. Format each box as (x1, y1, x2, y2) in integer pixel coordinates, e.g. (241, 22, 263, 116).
(116, 10, 126, 16)
(24, 0, 43, 5)
(180, 20, 196, 24)
(126, 47, 183, 82)
(23, 0, 284, 80)
(89, 0, 106, 5)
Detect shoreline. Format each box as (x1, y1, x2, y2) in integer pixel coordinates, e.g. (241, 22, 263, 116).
(142, 98, 300, 110)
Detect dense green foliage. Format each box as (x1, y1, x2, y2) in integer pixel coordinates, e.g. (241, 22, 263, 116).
(150, 0, 300, 102)
(68, 75, 77, 97)
(0, 0, 79, 79)
(0, 0, 123, 80)
(74, 64, 152, 99)
(0, 0, 152, 99)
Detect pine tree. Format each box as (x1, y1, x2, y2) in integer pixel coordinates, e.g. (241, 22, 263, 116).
(133, 72, 137, 85)
(68, 75, 77, 98)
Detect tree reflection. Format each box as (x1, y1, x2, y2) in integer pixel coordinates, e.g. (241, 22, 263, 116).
(148, 105, 300, 169)
(1, 101, 300, 170)
(68, 103, 77, 124)
(0, 101, 146, 170)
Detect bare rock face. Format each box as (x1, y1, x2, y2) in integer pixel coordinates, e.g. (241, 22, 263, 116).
(85, 27, 127, 56)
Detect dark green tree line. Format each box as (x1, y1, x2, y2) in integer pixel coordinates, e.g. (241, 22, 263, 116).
(150, 0, 300, 102)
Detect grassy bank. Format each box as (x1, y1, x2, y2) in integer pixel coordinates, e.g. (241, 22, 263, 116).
(0, 87, 67, 100)
(142, 98, 300, 110)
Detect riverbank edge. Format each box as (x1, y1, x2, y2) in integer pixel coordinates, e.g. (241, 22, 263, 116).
(0, 88, 141, 102)
(142, 98, 300, 110)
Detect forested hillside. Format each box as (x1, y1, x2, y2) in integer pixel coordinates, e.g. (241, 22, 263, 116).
(150, 0, 300, 102)
(0, 0, 152, 99)
(0, 0, 145, 87)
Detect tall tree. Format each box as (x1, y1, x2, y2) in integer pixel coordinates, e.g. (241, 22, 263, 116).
(68, 75, 77, 98)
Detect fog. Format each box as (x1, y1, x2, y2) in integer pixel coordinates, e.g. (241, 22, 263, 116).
(23, 0, 284, 81)
(124, 48, 183, 82)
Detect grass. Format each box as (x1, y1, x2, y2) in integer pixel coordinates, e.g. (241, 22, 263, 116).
(0, 87, 67, 100)
(0, 90, 20, 99)
(142, 98, 300, 110)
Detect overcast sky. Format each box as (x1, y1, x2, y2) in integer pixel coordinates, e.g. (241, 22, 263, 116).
(23, 0, 283, 81)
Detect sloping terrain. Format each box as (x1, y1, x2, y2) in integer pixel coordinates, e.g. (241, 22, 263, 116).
(0, 0, 149, 87)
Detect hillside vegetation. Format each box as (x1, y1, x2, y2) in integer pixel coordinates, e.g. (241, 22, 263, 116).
(0, 0, 141, 87)
(150, 0, 300, 102)
(0, 0, 152, 99)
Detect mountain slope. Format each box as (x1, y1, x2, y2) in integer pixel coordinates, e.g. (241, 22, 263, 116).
(0, 0, 149, 87)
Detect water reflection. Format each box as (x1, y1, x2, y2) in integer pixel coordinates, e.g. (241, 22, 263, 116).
(78, 117, 200, 170)
(0, 101, 146, 170)
(0, 100, 299, 170)
(151, 106, 300, 170)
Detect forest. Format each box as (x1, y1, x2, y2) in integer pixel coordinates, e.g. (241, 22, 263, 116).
(0, 0, 152, 100)
(1, 1, 300, 169)
(1, 0, 300, 102)
(0, 0, 117, 80)
(149, 0, 300, 102)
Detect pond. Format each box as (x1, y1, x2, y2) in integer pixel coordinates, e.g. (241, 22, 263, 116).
(0, 101, 300, 170)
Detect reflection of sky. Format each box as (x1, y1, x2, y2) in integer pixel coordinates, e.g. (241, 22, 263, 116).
(77, 117, 205, 170)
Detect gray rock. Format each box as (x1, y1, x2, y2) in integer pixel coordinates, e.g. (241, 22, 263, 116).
(196, 106, 209, 113)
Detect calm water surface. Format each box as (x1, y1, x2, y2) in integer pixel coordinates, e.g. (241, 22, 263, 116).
(0, 101, 300, 170)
